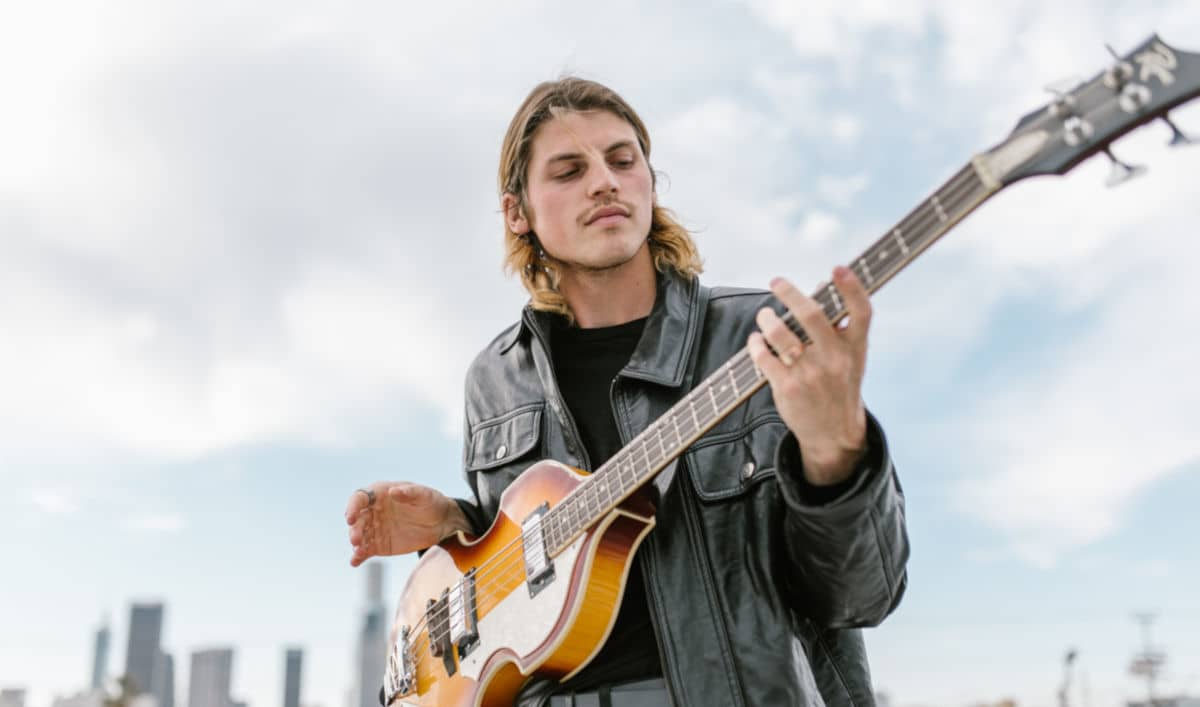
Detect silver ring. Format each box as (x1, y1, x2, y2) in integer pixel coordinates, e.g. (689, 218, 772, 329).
(356, 488, 376, 506)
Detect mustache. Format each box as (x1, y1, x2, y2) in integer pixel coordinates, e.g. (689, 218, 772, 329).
(582, 200, 633, 225)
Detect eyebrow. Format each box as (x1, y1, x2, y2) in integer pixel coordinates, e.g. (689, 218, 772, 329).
(545, 140, 637, 165)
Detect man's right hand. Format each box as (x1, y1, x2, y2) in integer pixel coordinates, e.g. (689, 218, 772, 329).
(345, 482, 471, 567)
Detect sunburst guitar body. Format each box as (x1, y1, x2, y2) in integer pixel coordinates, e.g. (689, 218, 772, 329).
(384, 460, 656, 707)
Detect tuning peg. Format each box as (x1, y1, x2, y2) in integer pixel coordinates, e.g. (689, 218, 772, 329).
(1163, 115, 1195, 147)
(1103, 147, 1147, 187)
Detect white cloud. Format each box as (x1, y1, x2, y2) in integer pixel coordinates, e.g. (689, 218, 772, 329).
(30, 488, 79, 515)
(815, 172, 871, 208)
(942, 120, 1200, 564)
(828, 114, 864, 145)
(125, 513, 187, 533)
(796, 209, 843, 244)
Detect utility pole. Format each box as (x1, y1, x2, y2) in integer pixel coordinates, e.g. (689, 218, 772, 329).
(1058, 648, 1078, 707)
(1129, 612, 1166, 707)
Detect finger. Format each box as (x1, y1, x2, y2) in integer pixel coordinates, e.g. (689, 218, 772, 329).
(388, 483, 432, 507)
(769, 277, 839, 351)
(345, 493, 366, 524)
(747, 332, 792, 387)
(754, 306, 804, 366)
(833, 266, 872, 350)
(351, 545, 370, 567)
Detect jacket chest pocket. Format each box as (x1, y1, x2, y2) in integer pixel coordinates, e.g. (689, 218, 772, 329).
(684, 415, 787, 502)
(466, 404, 544, 515)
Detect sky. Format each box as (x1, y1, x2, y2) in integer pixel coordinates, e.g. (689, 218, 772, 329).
(2, 2, 1199, 707)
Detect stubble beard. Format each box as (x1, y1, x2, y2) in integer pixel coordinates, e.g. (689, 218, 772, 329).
(550, 232, 650, 277)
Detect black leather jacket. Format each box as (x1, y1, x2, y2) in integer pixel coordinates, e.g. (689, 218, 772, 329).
(455, 270, 909, 706)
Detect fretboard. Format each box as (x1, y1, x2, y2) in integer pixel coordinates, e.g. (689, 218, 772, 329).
(541, 161, 998, 556)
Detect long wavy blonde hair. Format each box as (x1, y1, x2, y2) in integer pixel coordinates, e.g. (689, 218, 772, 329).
(498, 77, 703, 321)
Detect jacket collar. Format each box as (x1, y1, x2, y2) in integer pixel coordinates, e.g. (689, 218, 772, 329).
(621, 269, 705, 388)
(505, 269, 707, 389)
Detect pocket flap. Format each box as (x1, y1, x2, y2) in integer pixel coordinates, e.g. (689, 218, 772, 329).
(684, 416, 786, 501)
(466, 405, 543, 472)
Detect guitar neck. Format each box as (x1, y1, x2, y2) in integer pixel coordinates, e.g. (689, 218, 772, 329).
(541, 160, 1000, 556)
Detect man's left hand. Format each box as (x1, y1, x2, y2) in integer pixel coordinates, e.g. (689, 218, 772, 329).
(747, 266, 870, 486)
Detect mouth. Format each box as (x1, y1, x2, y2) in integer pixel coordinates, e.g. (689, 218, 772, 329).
(585, 205, 630, 225)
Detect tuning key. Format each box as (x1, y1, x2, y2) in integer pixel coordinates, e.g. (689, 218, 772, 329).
(1102, 43, 1135, 88)
(1102, 147, 1147, 187)
(1162, 115, 1195, 147)
(1118, 82, 1152, 113)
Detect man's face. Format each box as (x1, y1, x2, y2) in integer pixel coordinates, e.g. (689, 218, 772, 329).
(517, 110, 655, 276)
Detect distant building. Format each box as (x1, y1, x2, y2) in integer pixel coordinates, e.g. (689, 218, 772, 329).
(155, 651, 175, 707)
(283, 648, 303, 707)
(356, 563, 387, 707)
(0, 689, 26, 707)
(189, 648, 234, 707)
(92, 619, 111, 689)
(125, 603, 164, 696)
(51, 689, 104, 707)
(1127, 698, 1200, 707)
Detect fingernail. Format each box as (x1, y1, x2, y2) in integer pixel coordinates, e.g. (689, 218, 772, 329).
(769, 277, 782, 289)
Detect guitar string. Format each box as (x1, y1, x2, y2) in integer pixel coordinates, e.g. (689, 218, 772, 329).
(400, 352, 777, 663)
(394, 166, 990, 672)
(394, 165, 989, 668)
(402, 351, 772, 659)
(392, 164, 989, 670)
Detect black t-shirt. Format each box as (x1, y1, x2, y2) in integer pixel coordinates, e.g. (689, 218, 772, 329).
(548, 314, 662, 691)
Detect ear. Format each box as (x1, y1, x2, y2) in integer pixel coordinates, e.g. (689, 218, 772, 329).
(501, 193, 530, 235)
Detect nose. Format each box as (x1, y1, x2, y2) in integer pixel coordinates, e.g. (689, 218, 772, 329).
(587, 160, 620, 198)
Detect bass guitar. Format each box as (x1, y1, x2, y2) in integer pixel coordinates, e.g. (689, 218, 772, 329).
(383, 34, 1200, 707)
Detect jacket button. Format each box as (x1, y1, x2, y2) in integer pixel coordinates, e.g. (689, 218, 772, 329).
(495, 444, 508, 460)
(742, 461, 756, 478)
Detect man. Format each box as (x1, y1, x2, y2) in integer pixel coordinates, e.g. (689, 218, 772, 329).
(345, 77, 908, 707)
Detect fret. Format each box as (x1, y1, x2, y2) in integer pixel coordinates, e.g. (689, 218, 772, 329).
(707, 383, 720, 415)
(656, 424, 672, 460)
(931, 194, 948, 222)
(892, 228, 910, 256)
(858, 257, 874, 287)
(671, 410, 684, 446)
(597, 474, 613, 507)
(621, 456, 636, 488)
(688, 396, 701, 429)
(827, 283, 842, 318)
(726, 362, 740, 398)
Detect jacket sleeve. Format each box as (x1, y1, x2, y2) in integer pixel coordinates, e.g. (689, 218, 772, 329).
(773, 409, 909, 629)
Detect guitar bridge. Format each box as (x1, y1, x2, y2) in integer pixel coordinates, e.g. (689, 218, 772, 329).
(383, 625, 415, 704)
(522, 502, 556, 598)
(426, 594, 456, 676)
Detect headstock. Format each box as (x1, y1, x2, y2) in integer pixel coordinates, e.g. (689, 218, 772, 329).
(974, 35, 1199, 188)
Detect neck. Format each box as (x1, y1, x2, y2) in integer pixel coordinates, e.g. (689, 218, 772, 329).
(558, 242, 656, 328)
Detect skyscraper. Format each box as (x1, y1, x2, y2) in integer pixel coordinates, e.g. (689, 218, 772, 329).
(356, 563, 387, 707)
(188, 648, 233, 707)
(124, 603, 164, 696)
(283, 648, 303, 707)
(91, 618, 111, 689)
(0, 689, 26, 707)
(155, 651, 175, 707)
